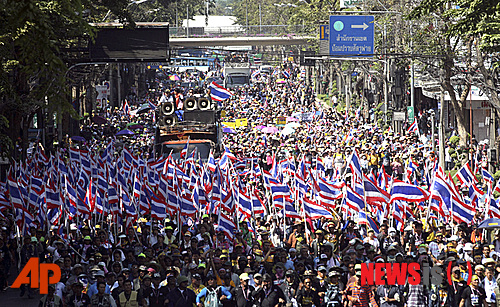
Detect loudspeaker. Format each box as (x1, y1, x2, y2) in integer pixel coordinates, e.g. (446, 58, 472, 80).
(184, 110, 216, 124)
(161, 101, 175, 115)
(158, 115, 177, 127)
(184, 97, 197, 111)
(198, 98, 210, 110)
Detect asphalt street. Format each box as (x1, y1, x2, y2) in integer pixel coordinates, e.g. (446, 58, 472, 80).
(0, 266, 41, 307)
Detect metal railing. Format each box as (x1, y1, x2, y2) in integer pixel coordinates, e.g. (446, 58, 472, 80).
(169, 25, 313, 38)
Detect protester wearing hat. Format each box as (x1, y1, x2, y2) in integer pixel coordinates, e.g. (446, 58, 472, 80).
(231, 273, 255, 307)
(252, 273, 286, 306)
(188, 273, 205, 296)
(345, 264, 378, 307)
(88, 270, 110, 300)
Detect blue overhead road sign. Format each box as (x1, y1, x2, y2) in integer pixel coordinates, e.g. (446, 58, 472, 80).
(329, 15, 374, 56)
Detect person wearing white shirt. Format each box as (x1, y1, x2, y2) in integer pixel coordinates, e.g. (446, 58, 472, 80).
(363, 229, 380, 252)
(484, 267, 497, 305)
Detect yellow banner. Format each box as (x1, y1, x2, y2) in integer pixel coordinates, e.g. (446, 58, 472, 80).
(236, 118, 248, 127)
(222, 122, 236, 129)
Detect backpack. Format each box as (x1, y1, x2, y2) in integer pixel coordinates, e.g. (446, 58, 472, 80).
(204, 287, 221, 307)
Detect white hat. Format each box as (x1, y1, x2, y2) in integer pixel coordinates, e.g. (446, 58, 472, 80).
(464, 243, 474, 251)
(388, 227, 396, 233)
(448, 235, 459, 242)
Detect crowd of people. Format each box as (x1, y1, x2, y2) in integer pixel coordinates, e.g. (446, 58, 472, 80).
(1, 58, 500, 307)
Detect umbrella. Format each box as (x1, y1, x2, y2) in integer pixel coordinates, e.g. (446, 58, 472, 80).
(129, 124, 144, 130)
(285, 122, 301, 129)
(169, 75, 181, 81)
(286, 116, 299, 122)
(477, 218, 500, 229)
(254, 125, 267, 130)
(223, 127, 236, 134)
(136, 104, 151, 115)
(92, 115, 107, 124)
(280, 126, 295, 136)
(71, 136, 86, 142)
(262, 126, 279, 134)
(115, 129, 135, 136)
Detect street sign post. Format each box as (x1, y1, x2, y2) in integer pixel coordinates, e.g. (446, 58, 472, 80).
(329, 15, 374, 56)
(319, 25, 329, 55)
(407, 106, 414, 123)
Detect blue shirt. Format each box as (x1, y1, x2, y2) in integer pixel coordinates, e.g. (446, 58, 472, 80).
(87, 282, 110, 299)
(196, 286, 232, 303)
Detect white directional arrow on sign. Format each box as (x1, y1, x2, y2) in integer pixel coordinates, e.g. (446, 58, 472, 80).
(351, 23, 369, 30)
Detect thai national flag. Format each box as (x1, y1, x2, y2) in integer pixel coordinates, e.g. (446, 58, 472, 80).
(207, 151, 216, 173)
(209, 82, 233, 102)
(148, 99, 157, 111)
(254, 57, 262, 65)
(218, 212, 236, 239)
(122, 100, 130, 116)
(488, 198, 500, 219)
(482, 168, 494, 186)
(317, 177, 343, 208)
(363, 174, 390, 205)
(303, 197, 334, 220)
(346, 185, 365, 212)
(282, 70, 290, 79)
(349, 150, 363, 180)
(390, 180, 430, 203)
(358, 212, 380, 234)
(238, 189, 253, 219)
(407, 119, 419, 134)
(284, 202, 301, 219)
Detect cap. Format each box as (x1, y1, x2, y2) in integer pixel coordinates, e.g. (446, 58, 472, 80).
(418, 247, 427, 255)
(239, 273, 250, 281)
(253, 273, 262, 279)
(153, 273, 162, 279)
(95, 271, 105, 277)
(192, 274, 201, 280)
(448, 235, 459, 242)
(328, 271, 340, 277)
(318, 266, 327, 272)
(285, 270, 294, 276)
(84, 236, 92, 240)
(177, 276, 189, 284)
(483, 258, 496, 265)
(31, 237, 38, 242)
(388, 227, 396, 233)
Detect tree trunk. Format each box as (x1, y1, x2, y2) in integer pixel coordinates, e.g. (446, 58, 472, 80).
(442, 37, 469, 147)
(475, 41, 500, 112)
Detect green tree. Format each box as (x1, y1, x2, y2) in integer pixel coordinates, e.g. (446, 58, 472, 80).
(408, 0, 500, 146)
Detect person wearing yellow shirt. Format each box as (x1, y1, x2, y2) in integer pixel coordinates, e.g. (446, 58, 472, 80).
(368, 149, 379, 172)
(188, 274, 205, 296)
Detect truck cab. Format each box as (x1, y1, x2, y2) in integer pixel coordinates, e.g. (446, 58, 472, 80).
(223, 62, 251, 89)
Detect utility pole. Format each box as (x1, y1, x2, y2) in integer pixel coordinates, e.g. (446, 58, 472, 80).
(259, 3, 262, 33)
(186, 5, 189, 38)
(439, 88, 445, 169)
(431, 110, 435, 154)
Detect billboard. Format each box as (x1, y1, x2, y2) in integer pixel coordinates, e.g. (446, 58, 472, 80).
(89, 27, 169, 61)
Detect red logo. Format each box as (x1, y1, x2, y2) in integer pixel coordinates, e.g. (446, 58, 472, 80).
(360, 261, 472, 286)
(11, 258, 61, 294)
